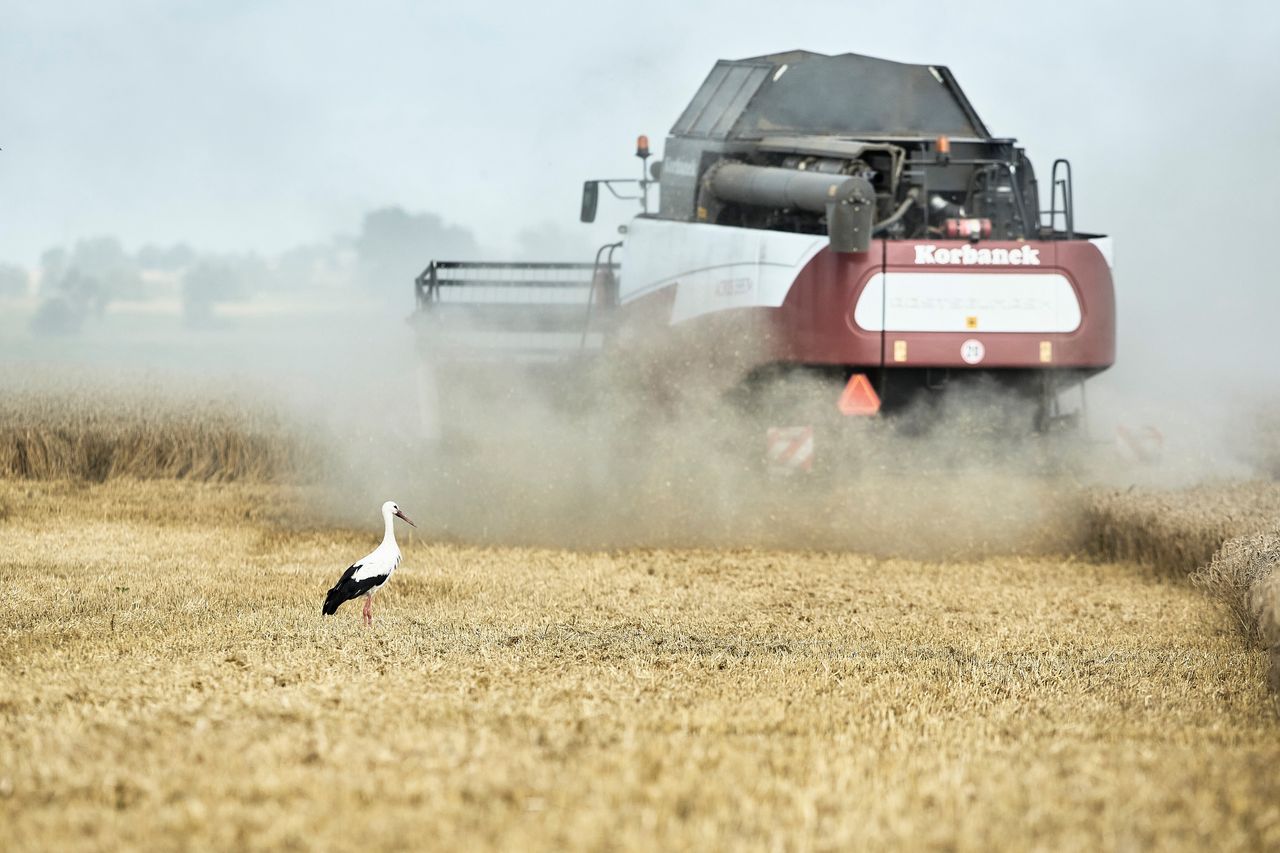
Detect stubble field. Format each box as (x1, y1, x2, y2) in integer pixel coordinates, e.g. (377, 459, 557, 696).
(2, 478, 1278, 851)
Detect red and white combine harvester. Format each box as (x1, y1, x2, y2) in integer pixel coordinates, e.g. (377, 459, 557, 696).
(414, 51, 1114, 469)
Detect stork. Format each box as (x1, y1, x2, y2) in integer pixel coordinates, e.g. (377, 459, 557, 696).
(322, 501, 416, 626)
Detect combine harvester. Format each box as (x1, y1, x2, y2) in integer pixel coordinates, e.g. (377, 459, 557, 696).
(413, 51, 1115, 472)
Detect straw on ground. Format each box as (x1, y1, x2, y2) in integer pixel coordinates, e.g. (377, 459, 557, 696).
(1, 480, 1277, 851)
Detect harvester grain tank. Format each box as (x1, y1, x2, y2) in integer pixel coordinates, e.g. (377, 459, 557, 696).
(414, 50, 1115, 451)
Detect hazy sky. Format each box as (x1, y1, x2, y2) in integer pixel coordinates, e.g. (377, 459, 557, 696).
(3, 1, 1274, 259)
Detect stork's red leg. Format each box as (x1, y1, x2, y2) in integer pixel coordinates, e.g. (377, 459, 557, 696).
(363, 595, 372, 627)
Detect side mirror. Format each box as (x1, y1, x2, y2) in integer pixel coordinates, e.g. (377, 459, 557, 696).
(580, 181, 599, 223)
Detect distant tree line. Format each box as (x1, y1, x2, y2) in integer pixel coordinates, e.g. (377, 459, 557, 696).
(9, 205, 587, 336)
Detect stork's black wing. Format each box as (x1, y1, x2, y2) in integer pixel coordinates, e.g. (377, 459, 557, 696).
(321, 564, 387, 615)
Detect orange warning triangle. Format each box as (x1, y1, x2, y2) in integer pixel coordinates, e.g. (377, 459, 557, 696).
(837, 373, 881, 416)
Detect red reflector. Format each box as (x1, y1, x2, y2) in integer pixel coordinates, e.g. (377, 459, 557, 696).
(766, 426, 814, 473)
(838, 373, 881, 416)
(944, 218, 992, 239)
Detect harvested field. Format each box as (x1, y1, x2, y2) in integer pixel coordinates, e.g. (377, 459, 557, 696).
(2, 479, 1278, 851)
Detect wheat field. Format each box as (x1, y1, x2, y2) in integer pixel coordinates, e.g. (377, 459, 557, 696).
(0, 382, 317, 483)
(2, 479, 1277, 851)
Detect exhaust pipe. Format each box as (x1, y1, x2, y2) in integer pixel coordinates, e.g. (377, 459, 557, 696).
(704, 162, 876, 253)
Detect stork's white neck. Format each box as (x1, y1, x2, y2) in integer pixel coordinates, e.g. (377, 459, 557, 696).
(381, 507, 397, 546)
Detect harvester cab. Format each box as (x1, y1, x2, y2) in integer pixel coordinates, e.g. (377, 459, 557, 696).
(414, 50, 1114, 451)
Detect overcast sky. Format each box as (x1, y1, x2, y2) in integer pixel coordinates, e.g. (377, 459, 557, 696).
(3, 1, 1274, 259)
(4, 1, 1279, 379)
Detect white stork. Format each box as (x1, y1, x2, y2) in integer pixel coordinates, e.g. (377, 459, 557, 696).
(322, 500, 416, 626)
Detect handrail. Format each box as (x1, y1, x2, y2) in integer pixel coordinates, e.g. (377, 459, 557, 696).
(1048, 159, 1074, 239)
(580, 242, 624, 351)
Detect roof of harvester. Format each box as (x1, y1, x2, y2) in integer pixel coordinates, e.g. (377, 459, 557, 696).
(671, 50, 992, 141)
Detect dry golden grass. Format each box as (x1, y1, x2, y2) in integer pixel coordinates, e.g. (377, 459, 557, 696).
(1085, 482, 1280, 575)
(0, 384, 315, 483)
(1086, 483, 1280, 697)
(1255, 572, 1280, 693)
(1193, 532, 1280, 694)
(2, 479, 1278, 852)
(1193, 532, 1280, 642)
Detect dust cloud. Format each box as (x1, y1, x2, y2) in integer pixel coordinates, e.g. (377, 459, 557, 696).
(298, 320, 1090, 558)
(2, 196, 1274, 558)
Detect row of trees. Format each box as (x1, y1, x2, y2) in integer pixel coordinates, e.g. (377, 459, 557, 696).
(16, 207, 584, 334)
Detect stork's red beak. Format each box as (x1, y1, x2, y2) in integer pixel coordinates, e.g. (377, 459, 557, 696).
(394, 509, 417, 528)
